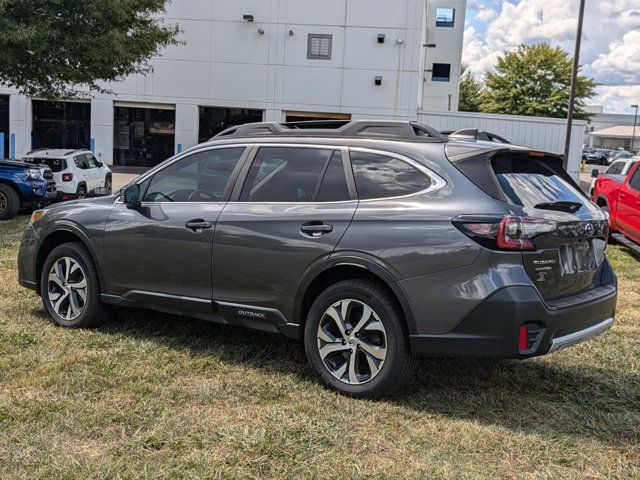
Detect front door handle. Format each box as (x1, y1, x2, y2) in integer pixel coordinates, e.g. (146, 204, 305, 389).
(186, 220, 212, 232)
(301, 222, 333, 237)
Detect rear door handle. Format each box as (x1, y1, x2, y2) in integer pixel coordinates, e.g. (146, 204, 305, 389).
(300, 222, 333, 237)
(186, 220, 212, 232)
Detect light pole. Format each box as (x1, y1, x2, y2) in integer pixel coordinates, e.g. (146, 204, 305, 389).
(631, 104, 638, 154)
(563, 0, 586, 169)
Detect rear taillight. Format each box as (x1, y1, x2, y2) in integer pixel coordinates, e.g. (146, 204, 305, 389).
(453, 215, 557, 251)
(62, 173, 73, 182)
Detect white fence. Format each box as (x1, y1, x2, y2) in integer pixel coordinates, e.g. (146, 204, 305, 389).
(418, 110, 587, 180)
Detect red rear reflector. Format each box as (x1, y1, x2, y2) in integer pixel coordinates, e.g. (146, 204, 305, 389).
(518, 325, 528, 351)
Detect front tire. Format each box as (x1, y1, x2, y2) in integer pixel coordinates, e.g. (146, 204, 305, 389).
(304, 279, 417, 398)
(0, 184, 20, 220)
(40, 242, 110, 328)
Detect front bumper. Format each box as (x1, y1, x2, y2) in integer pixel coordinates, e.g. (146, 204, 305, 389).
(410, 281, 617, 359)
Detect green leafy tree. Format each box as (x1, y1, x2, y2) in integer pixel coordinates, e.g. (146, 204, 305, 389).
(481, 43, 596, 120)
(458, 64, 483, 112)
(0, 0, 180, 98)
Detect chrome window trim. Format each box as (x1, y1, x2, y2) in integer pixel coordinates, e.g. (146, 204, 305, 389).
(115, 142, 447, 205)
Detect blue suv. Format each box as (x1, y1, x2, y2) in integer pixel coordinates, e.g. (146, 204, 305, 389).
(0, 159, 57, 220)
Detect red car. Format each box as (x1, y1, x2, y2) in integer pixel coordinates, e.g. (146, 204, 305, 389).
(592, 161, 640, 254)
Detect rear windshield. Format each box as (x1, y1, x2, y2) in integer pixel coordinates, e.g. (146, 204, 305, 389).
(24, 157, 66, 172)
(492, 156, 586, 208)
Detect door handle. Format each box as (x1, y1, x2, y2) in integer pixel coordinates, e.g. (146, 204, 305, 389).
(301, 222, 333, 237)
(186, 220, 212, 232)
(619, 193, 626, 199)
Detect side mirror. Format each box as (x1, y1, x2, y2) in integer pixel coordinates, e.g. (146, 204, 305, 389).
(121, 184, 141, 209)
(591, 169, 599, 178)
(97, 161, 104, 167)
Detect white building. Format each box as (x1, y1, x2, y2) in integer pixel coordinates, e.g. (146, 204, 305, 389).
(0, 0, 467, 167)
(584, 109, 640, 152)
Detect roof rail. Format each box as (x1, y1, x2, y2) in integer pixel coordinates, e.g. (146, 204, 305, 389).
(26, 148, 49, 155)
(213, 120, 447, 143)
(445, 128, 511, 144)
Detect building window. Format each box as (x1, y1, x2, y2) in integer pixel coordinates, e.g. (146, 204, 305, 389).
(435, 8, 455, 27)
(432, 63, 451, 82)
(198, 107, 263, 143)
(307, 34, 332, 60)
(0, 95, 8, 158)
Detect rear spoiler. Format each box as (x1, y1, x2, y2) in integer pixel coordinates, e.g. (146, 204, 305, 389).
(442, 129, 511, 144)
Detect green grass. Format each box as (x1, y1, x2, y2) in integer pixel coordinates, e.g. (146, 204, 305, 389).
(1, 215, 639, 479)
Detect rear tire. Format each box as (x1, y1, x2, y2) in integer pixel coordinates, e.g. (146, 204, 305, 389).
(304, 279, 417, 398)
(40, 242, 110, 328)
(76, 184, 87, 198)
(105, 176, 112, 195)
(0, 184, 20, 220)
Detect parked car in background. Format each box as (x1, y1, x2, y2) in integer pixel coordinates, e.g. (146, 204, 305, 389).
(585, 148, 613, 165)
(589, 157, 638, 197)
(18, 120, 616, 397)
(23, 149, 112, 200)
(0, 160, 57, 220)
(593, 160, 640, 255)
(607, 150, 631, 162)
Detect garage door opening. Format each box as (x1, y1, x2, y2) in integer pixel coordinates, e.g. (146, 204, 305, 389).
(285, 111, 351, 124)
(0, 96, 8, 158)
(32, 100, 91, 151)
(198, 107, 263, 143)
(114, 105, 175, 167)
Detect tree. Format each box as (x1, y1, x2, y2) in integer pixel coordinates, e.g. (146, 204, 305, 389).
(480, 43, 596, 120)
(0, 0, 180, 98)
(458, 64, 483, 112)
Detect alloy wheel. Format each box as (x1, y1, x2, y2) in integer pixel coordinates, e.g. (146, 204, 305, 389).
(0, 192, 6, 213)
(316, 299, 388, 385)
(47, 257, 88, 320)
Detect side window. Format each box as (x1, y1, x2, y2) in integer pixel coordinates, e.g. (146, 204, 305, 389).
(606, 162, 621, 175)
(240, 147, 334, 202)
(74, 155, 88, 169)
(143, 147, 245, 202)
(85, 153, 99, 169)
(350, 151, 432, 200)
(316, 152, 350, 202)
(629, 167, 640, 191)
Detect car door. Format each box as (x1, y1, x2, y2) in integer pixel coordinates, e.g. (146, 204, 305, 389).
(616, 163, 640, 243)
(84, 153, 103, 190)
(212, 145, 358, 323)
(103, 146, 249, 305)
(73, 154, 89, 189)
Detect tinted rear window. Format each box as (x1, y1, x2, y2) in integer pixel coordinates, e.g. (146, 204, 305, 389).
(25, 157, 66, 172)
(492, 156, 586, 208)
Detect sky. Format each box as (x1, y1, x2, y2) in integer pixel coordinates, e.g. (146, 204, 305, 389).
(462, 0, 640, 114)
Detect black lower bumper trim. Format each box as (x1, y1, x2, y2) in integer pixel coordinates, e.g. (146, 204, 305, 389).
(410, 284, 616, 358)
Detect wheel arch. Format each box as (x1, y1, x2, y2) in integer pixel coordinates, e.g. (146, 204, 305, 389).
(0, 179, 25, 201)
(35, 224, 107, 295)
(293, 256, 417, 338)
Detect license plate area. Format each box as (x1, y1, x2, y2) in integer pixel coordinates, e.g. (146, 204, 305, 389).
(559, 240, 597, 275)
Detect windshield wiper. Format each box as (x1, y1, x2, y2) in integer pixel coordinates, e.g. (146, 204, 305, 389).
(534, 201, 582, 213)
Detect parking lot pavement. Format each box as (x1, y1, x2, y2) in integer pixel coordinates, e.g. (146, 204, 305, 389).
(579, 164, 608, 194)
(112, 172, 140, 191)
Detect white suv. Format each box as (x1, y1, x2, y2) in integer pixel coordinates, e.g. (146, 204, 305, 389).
(23, 149, 112, 199)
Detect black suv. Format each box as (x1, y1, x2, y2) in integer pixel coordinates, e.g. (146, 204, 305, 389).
(18, 121, 617, 397)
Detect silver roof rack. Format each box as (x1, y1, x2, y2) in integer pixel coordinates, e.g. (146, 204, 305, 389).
(213, 120, 447, 143)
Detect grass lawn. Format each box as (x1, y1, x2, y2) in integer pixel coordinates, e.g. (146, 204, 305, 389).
(1, 215, 638, 479)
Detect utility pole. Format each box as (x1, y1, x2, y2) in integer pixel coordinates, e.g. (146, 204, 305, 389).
(563, 0, 586, 169)
(631, 104, 638, 154)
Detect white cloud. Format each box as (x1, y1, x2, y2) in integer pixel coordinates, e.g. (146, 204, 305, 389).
(463, 0, 640, 113)
(591, 31, 640, 84)
(474, 7, 496, 23)
(592, 85, 640, 114)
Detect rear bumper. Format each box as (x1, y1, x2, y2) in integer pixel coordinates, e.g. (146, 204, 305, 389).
(410, 281, 617, 359)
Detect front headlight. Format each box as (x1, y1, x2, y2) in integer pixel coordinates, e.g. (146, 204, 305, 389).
(29, 209, 46, 225)
(26, 168, 43, 180)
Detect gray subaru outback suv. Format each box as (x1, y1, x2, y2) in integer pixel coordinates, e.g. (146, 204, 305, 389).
(18, 121, 617, 397)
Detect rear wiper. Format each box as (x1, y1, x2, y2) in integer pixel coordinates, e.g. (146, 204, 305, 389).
(534, 201, 582, 213)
